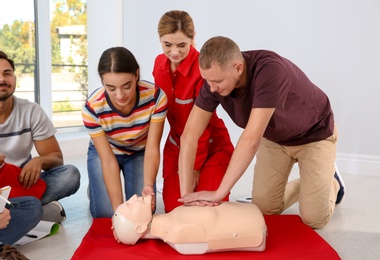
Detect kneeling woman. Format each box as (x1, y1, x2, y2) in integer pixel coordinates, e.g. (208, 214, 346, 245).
(82, 47, 167, 218)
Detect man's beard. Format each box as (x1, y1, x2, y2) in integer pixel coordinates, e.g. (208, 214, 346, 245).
(0, 84, 13, 101)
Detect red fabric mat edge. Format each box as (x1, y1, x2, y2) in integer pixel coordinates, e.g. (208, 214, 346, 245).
(71, 215, 341, 260)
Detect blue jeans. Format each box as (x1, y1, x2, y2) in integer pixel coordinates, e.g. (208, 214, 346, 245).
(39, 164, 81, 205)
(87, 142, 151, 218)
(0, 196, 43, 245)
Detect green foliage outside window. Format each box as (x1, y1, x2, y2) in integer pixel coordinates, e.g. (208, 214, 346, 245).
(0, 0, 88, 112)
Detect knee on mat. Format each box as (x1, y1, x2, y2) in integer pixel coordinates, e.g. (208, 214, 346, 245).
(301, 214, 331, 229)
(90, 204, 114, 219)
(254, 202, 283, 215)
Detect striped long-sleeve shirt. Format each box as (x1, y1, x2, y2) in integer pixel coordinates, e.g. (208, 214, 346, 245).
(82, 81, 167, 155)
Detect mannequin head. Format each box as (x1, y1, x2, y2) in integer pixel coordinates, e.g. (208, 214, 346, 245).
(112, 194, 153, 245)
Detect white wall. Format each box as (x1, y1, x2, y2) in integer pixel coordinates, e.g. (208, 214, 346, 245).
(87, 0, 123, 94)
(88, 0, 380, 176)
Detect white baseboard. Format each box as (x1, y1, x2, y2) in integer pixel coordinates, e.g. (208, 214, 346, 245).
(289, 153, 380, 177)
(336, 153, 380, 177)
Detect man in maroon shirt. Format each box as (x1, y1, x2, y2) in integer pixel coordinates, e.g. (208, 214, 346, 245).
(178, 36, 345, 229)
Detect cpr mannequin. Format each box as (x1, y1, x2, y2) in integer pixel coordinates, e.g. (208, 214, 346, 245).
(112, 194, 267, 255)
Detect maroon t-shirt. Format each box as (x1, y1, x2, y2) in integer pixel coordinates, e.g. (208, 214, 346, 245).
(195, 50, 334, 146)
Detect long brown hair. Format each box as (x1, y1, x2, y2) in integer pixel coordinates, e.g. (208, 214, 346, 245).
(97, 47, 140, 81)
(157, 10, 195, 39)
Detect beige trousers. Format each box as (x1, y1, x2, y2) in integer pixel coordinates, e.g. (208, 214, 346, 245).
(252, 126, 339, 229)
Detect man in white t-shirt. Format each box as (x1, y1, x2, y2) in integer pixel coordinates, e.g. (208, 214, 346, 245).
(0, 51, 80, 226)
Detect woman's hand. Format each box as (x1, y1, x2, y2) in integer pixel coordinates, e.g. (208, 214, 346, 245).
(142, 186, 156, 212)
(111, 224, 120, 243)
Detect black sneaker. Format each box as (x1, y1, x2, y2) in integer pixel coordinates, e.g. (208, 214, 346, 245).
(334, 163, 346, 205)
(0, 244, 29, 260)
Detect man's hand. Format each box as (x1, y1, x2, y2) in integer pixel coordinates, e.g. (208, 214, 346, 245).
(178, 190, 221, 207)
(0, 208, 11, 229)
(142, 186, 156, 212)
(19, 157, 43, 188)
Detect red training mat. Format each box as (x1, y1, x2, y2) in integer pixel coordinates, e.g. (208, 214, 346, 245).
(71, 215, 340, 260)
(0, 163, 46, 199)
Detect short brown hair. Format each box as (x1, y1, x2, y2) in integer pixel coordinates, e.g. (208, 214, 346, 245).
(199, 36, 242, 70)
(157, 10, 195, 39)
(0, 51, 15, 71)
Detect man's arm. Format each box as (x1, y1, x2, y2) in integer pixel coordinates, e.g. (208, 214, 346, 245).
(19, 136, 63, 188)
(179, 105, 213, 197)
(179, 107, 275, 205)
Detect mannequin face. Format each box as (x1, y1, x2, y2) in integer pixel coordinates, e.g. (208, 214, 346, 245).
(117, 194, 152, 224)
(112, 195, 153, 245)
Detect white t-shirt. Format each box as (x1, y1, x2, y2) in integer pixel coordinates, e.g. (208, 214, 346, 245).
(0, 96, 56, 167)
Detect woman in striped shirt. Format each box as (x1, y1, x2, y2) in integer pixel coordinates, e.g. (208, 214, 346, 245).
(82, 47, 167, 218)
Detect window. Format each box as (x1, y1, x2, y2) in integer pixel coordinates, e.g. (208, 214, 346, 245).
(0, 0, 36, 101)
(0, 0, 87, 128)
(50, 0, 87, 128)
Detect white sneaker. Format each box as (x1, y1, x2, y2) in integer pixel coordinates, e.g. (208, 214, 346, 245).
(42, 201, 66, 223)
